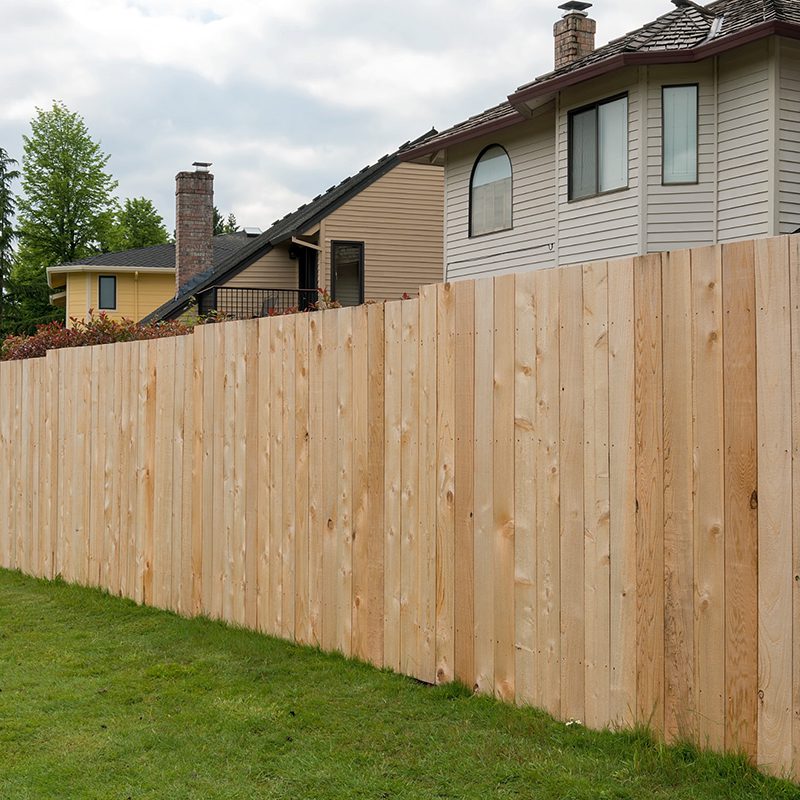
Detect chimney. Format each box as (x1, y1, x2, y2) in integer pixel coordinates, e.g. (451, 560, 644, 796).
(554, 1, 596, 71)
(175, 161, 214, 291)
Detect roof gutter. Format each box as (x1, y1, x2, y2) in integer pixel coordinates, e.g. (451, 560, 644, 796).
(46, 264, 175, 289)
(510, 20, 800, 107)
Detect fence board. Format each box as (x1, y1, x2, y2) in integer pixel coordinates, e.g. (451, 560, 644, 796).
(514, 271, 536, 707)
(721, 240, 759, 759)
(661, 248, 695, 742)
(634, 252, 665, 734)
(692, 245, 726, 751)
(755, 236, 793, 774)
(294, 315, 311, 644)
(283, 316, 297, 641)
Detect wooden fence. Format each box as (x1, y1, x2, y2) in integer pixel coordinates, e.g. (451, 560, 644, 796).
(1, 235, 799, 777)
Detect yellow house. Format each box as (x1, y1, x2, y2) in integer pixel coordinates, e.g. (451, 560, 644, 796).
(144, 131, 444, 323)
(47, 235, 257, 327)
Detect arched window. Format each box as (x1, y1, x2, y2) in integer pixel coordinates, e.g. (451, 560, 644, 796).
(470, 145, 512, 237)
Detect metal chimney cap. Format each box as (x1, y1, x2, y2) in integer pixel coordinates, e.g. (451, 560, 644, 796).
(558, 1, 592, 14)
(192, 161, 212, 172)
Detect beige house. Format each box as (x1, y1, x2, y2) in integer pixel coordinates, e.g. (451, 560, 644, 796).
(145, 132, 444, 322)
(402, 0, 800, 281)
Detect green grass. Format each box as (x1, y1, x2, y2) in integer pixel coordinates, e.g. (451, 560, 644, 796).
(0, 569, 797, 800)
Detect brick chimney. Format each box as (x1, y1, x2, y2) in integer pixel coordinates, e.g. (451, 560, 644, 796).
(554, 1, 596, 70)
(175, 162, 214, 291)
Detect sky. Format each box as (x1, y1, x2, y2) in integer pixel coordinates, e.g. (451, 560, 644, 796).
(0, 0, 668, 234)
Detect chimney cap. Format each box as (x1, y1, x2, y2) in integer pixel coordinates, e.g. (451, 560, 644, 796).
(192, 161, 212, 172)
(558, 1, 592, 14)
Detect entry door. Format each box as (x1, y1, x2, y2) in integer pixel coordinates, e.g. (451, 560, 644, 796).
(331, 241, 364, 306)
(298, 249, 318, 309)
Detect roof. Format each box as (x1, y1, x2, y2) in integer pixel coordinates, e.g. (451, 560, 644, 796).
(142, 128, 438, 323)
(55, 232, 255, 271)
(402, 0, 800, 160)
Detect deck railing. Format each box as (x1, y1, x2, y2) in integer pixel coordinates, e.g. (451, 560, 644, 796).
(197, 286, 318, 319)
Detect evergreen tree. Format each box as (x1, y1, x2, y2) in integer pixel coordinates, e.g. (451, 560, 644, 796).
(0, 147, 20, 331)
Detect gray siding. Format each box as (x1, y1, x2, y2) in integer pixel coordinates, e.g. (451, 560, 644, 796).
(646, 62, 717, 250)
(444, 112, 556, 281)
(779, 38, 800, 234)
(717, 41, 772, 241)
(557, 68, 641, 265)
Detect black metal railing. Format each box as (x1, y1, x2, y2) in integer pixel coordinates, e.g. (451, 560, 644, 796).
(197, 286, 319, 319)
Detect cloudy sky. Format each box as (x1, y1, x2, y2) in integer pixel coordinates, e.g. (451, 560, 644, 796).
(1, 0, 667, 233)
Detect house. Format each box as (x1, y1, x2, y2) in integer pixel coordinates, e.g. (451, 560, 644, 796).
(143, 131, 444, 323)
(46, 231, 258, 327)
(401, 0, 800, 281)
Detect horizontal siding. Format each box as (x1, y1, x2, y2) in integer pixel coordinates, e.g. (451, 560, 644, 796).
(557, 68, 641, 265)
(225, 244, 297, 290)
(646, 61, 716, 251)
(320, 162, 444, 301)
(64, 271, 175, 326)
(717, 41, 771, 241)
(779, 38, 800, 234)
(444, 112, 556, 281)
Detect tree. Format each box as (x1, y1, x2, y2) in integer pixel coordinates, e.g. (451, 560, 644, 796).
(16, 101, 118, 268)
(109, 197, 169, 251)
(0, 147, 20, 331)
(213, 207, 239, 235)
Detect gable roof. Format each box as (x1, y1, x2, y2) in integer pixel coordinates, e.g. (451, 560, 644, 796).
(402, 0, 800, 161)
(53, 232, 254, 271)
(142, 128, 438, 323)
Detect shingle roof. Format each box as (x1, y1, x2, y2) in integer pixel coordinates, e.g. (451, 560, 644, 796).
(142, 128, 438, 323)
(402, 0, 800, 160)
(58, 232, 254, 270)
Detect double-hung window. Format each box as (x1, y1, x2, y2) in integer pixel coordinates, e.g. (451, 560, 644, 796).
(569, 94, 628, 201)
(662, 85, 698, 184)
(470, 145, 512, 236)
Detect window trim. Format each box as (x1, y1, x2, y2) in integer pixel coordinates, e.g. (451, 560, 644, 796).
(468, 143, 514, 238)
(567, 92, 629, 202)
(661, 83, 700, 186)
(330, 240, 365, 306)
(98, 275, 117, 311)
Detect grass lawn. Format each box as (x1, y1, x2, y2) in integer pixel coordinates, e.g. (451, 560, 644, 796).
(1, 569, 798, 800)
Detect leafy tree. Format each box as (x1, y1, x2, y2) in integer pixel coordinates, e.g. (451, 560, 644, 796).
(109, 197, 169, 251)
(213, 207, 239, 235)
(0, 147, 20, 331)
(16, 101, 118, 268)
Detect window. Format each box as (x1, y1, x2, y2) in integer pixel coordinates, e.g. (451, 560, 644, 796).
(331, 241, 364, 307)
(569, 94, 628, 201)
(662, 85, 698, 184)
(98, 275, 116, 310)
(470, 145, 512, 236)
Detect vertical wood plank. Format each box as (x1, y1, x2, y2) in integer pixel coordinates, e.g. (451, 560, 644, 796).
(493, 275, 515, 703)
(222, 322, 237, 623)
(583, 261, 611, 730)
(560, 265, 585, 722)
(419, 285, 438, 684)
(473, 277, 494, 695)
(171, 335, 187, 613)
(692, 245, 726, 750)
(634, 252, 665, 734)
(366, 302, 386, 668)
(282, 315, 297, 641)
(191, 329, 206, 615)
(384, 300, 402, 672)
(269, 317, 285, 636)
(256, 318, 272, 632)
(180, 334, 195, 615)
(661, 248, 695, 742)
(210, 324, 225, 618)
(232, 322, 248, 626)
(454, 280, 476, 688)
(352, 304, 370, 661)
(400, 298, 421, 677)
(535, 267, 561, 717)
(307, 313, 324, 645)
(294, 314, 311, 644)
(755, 236, 793, 774)
(722, 239, 758, 760)
(321, 310, 338, 652)
(514, 271, 537, 707)
(436, 283, 455, 684)
(608, 258, 637, 727)
(336, 308, 354, 656)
